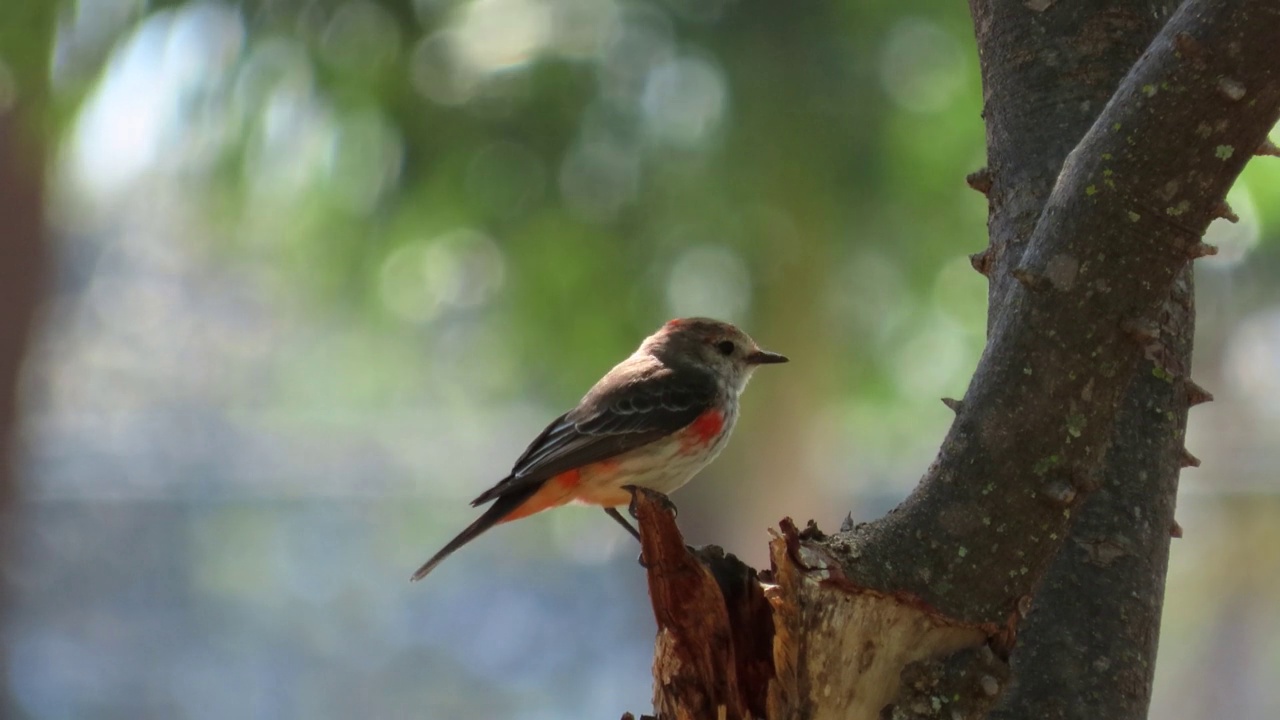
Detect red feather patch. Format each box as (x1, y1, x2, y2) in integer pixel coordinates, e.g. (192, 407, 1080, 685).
(685, 409, 724, 448)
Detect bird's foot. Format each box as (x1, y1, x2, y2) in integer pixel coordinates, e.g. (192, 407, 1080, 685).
(622, 485, 678, 519)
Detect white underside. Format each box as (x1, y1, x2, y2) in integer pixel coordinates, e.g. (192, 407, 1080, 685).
(571, 406, 738, 507)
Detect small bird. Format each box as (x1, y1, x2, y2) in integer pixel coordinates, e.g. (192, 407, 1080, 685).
(411, 317, 787, 581)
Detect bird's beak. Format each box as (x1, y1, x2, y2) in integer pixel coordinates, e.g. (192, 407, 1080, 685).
(747, 349, 789, 365)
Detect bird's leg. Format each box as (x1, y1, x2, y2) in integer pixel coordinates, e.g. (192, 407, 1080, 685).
(605, 503, 652, 568)
(617, 487, 652, 568)
(603, 506, 642, 542)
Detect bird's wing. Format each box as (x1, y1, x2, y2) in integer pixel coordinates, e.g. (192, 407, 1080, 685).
(470, 361, 718, 506)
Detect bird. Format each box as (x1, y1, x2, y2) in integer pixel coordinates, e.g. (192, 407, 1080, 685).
(410, 317, 787, 581)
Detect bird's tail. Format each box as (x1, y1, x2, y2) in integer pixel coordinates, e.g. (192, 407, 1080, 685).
(410, 484, 537, 582)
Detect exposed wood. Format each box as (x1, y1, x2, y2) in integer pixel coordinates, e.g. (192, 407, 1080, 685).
(763, 520, 992, 720)
(632, 488, 773, 720)
(632, 491, 998, 720)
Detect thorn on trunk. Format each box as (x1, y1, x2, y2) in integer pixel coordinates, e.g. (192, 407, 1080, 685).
(840, 512, 855, 533)
(1184, 379, 1214, 406)
(1212, 201, 1239, 223)
(1180, 448, 1201, 468)
(1011, 267, 1048, 291)
(966, 167, 993, 195)
(941, 397, 963, 413)
(1257, 138, 1280, 157)
(1170, 520, 1184, 538)
(1187, 242, 1218, 260)
(970, 248, 993, 277)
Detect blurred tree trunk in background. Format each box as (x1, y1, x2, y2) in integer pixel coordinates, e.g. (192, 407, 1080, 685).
(0, 4, 56, 718)
(0, 117, 47, 720)
(632, 2, 1280, 719)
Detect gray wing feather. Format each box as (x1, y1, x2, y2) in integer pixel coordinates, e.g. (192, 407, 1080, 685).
(470, 360, 716, 506)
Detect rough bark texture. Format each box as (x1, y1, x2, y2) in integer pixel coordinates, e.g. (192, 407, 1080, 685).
(839, 0, 1280, 628)
(967, 3, 1191, 719)
(969, 1, 1180, 317)
(990, 271, 1193, 720)
(631, 1, 1280, 718)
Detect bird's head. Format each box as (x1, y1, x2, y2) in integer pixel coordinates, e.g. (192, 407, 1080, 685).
(641, 317, 788, 393)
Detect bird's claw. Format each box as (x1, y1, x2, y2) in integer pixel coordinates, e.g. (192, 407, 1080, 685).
(623, 485, 642, 519)
(623, 485, 678, 519)
(662, 495, 679, 518)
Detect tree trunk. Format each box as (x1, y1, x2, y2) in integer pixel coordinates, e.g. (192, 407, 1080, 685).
(0, 3, 56, 717)
(969, 3, 1192, 718)
(628, 1, 1280, 718)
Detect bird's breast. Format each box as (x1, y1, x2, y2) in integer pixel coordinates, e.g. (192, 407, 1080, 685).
(682, 408, 728, 450)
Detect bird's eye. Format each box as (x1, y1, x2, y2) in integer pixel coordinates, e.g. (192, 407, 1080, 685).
(716, 340, 735, 356)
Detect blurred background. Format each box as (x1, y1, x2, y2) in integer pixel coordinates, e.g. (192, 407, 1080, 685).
(1, 0, 1278, 718)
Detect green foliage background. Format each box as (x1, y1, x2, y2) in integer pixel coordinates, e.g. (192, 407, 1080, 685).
(3, 1, 1279, 718)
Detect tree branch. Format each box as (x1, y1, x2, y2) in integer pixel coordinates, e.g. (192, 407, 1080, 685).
(833, 0, 1280, 626)
(965, 3, 1194, 718)
(991, 270, 1193, 720)
(969, 1, 1180, 318)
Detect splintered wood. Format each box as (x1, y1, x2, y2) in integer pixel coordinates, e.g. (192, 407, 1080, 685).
(631, 488, 770, 720)
(629, 490, 997, 720)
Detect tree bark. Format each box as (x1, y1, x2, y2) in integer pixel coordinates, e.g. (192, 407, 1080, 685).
(631, 1, 1280, 718)
(968, 3, 1197, 719)
(989, 272, 1193, 720)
